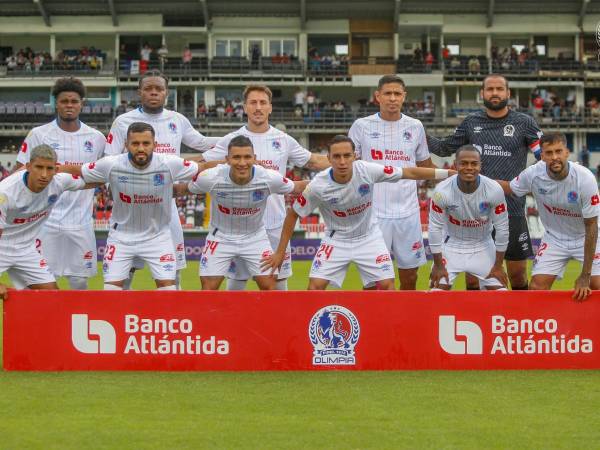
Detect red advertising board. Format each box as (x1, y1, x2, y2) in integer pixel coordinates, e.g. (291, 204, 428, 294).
(3, 290, 600, 371)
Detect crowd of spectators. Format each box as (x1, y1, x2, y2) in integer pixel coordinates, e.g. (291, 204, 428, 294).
(5, 46, 105, 72)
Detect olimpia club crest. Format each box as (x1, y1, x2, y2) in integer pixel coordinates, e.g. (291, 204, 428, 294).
(309, 305, 360, 365)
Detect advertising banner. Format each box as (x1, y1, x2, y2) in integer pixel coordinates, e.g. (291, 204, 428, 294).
(4, 290, 599, 371)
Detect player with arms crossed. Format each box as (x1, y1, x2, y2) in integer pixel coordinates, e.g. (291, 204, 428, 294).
(262, 135, 453, 290)
(105, 70, 219, 289)
(60, 123, 201, 291)
(429, 145, 509, 290)
(349, 75, 435, 290)
(202, 85, 329, 291)
(15, 77, 105, 289)
(1, 145, 99, 292)
(178, 135, 308, 291)
(499, 132, 600, 300)
(427, 74, 542, 291)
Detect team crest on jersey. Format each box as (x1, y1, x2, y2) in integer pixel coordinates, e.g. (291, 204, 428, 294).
(83, 140, 94, 153)
(228, 260, 237, 274)
(309, 305, 360, 366)
(216, 192, 228, 198)
(48, 194, 58, 205)
(369, 131, 381, 139)
(118, 176, 129, 184)
(538, 188, 549, 194)
(358, 183, 370, 196)
(271, 140, 282, 150)
(567, 191, 578, 203)
(252, 190, 265, 201)
(403, 130, 413, 142)
(200, 256, 208, 269)
(479, 201, 491, 214)
(312, 258, 322, 271)
(153, 173, 165, 186)
(50, 143, 60, 150)
(168, 122, 177, 134)
(327, 197, 339, 205)
(473, 126, 483, 133)
(503, 125, 515, 137)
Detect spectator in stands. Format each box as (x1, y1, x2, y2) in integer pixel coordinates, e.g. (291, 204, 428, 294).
(306, 91, 316, 115)
(195, 197, 205, 227)
(251, 44, 261, 69)
(140, 43, 152, 73)
(216, 102, 225, 119)
(157, 44, 168, 71)
(532, 94, 544, 118)
(5, 55, 17, 69)
(197, 102, 207, 119)
(449, 56, 461, 73)
(424, 52, 434, 72)
(115, 100, 127, 116)
(182, 46, 192, 72)
(587, 97, 600, 120)
(294, 88, 306, 113)
(413, 46, 423, 62)
(579, 145, 590, 168)
(442, 46, 450, 61)
(468, 56, 480, 74)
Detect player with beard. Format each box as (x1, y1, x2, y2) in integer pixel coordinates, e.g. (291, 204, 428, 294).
(427, 74, 542, 291)
(105, 70, 219, 289)
(499, 132, 600, 301)
(15, 77, 105, 290)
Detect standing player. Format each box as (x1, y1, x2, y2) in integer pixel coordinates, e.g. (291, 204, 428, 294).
(105, 70, 219, 289)
(349, 75, 436, 290)
(429, 145, 509, 290)
(500, 132, 600, 301)
(60, 123, 200, 290)
(1, 145, 98, 290)
(15, 77, 105, 289)
(180, 135, 308, 291)
(427, 74, 543, 290)
(262, 136, 453, 290)
(202, 85, 329, 291)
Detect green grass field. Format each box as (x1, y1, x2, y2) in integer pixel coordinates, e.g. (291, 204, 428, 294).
(1, 261, 599, 449)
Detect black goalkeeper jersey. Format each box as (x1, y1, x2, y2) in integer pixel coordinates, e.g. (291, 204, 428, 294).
(427, 109, 542, 217)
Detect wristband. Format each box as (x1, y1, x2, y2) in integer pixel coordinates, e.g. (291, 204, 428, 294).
(434, 169, 449, 180)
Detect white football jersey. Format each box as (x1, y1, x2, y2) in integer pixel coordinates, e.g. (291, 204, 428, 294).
(203, 126, 312, 229)
(105, 107, 218, 156)
(16, 120, 105, 230)
(510, 161, 600, 248)
(428, 175, 509, 254)
(0, 172, 85, 255)
(349, 113, 430, 219)
(188, 164, 294, 240)
(81, 154, 198, 243)
(293, 160, 403, 240)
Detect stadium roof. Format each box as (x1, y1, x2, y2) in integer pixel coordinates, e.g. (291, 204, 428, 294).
(2, 0, 600, 25)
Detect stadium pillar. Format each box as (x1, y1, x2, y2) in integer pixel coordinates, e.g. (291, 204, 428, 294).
(50, 34, 56, 59)
(299, 33, 307, 66)
(441, 87, 447, 119)
(115, 35, 120, 71)
(576, 85, 585, 110)
(575, 33, 580, 61)
(193, 87, 198, 119)
(486, 34, 492, 73)
(394, 33, 399, 60)
(205, 87, 216, 107)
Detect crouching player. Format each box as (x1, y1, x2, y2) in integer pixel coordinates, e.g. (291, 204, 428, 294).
(500, 132, 600, 300)
(0, 144, 100, 291)
(59, 122, 200, 290)
(178, 135, 308, 290)
(428, 145, 509, 290)
(262, 135, 453, 290)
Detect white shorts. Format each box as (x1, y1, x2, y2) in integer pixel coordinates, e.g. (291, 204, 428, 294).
(436, 240, 504, 289)
(378, 215, 427, 269)
(532, 235, 600, 279)
(309, 230, 395, 288)
(37, 224, 97, 278)
(224, 227, 292, 281)
(0, 245, 56, 289)
(132, 201, 186, 271)
(199, 230, 275, 278)
(103, 231, 177, 282)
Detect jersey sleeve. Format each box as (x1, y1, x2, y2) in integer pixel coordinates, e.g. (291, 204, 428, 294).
(428, 190, 447, 254)
(348, 120, 363, 158)
(166, 156, 199, 182)
(427, 119, 469, 157)
(81, 156, 114, 184)
(0, 191, 9, 228)
(292, 183, 318, 218)
(180, 115, 219, 152)
(580, 170, 600, 219)
(509, 163, 536, 198)
(286, 135, 312, 168)
(415, 122, 431, 162)
(104, 119, 127, 156)
(490, 184, 509, 252)
(202, 136, 229, 162)
(265, 169, 295, 195)
(54, 173, 86, 192)
(188, 167, 219, 194)
(94, 132, 107, 158)
(16, 129, 42, 165)
(523, 115, 543, 160)
(363, 161, 403, 183)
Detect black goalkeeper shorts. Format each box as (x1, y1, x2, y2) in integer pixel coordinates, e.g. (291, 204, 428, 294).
(504, 215, 533, 261)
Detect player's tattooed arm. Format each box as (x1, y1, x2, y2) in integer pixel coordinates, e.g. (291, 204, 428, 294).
(416, 157, 437, 169)
(401, 167, 457, 180)
(574, 216, 598, 301)
(173, 184, 191, 198)
(495, 180, 512, 195)
(261, 208, 299, 275)
(304, 153, 330, 171)
(56, 164, 83, 177)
